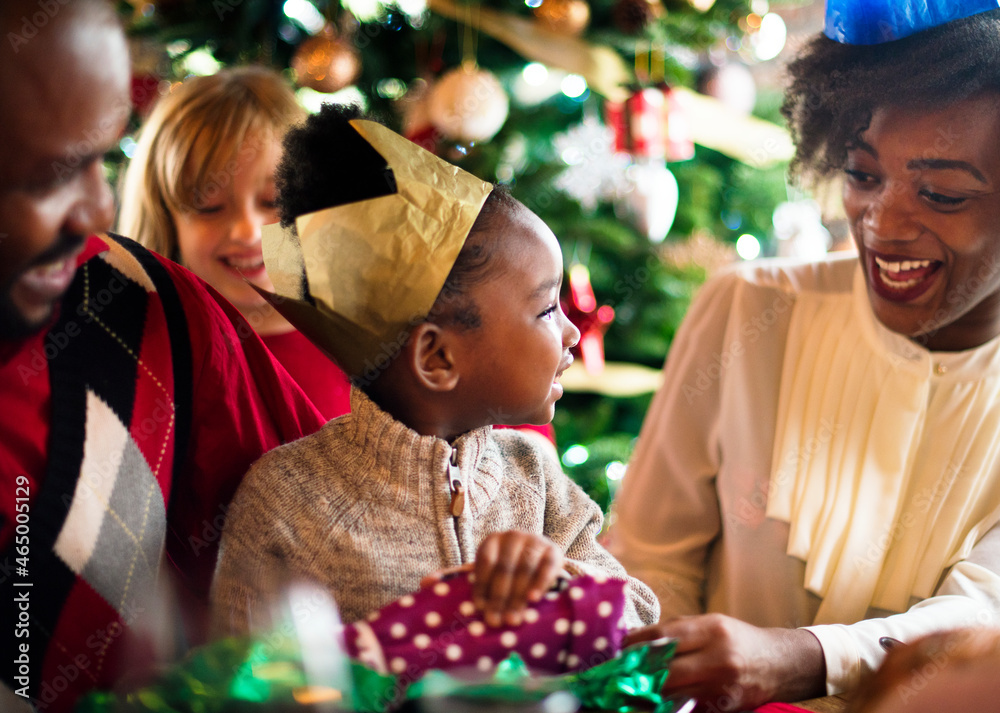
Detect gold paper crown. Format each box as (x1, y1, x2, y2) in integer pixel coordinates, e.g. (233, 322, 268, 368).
(256, 119, 493, 379)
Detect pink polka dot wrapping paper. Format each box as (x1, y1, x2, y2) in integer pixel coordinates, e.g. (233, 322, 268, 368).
(343, 572, 630, 681)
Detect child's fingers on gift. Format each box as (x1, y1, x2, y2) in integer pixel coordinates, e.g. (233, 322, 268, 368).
(523, 541, 563, 603)
(472, 532, 522, 626)
(419, 563, 474, 589)
(503, 537, 563, 620)
(472, 532, 562, 627)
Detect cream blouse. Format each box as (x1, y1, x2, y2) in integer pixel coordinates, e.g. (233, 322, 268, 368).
(609, 254, 1000, 694)
(770, 266, 1000, 624)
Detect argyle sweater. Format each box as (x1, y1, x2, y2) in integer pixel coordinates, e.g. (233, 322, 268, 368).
(211, 387, 660, 633)
(0, 235, 324, 712)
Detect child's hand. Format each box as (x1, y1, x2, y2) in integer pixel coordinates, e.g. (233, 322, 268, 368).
(472, 531, 564, 628)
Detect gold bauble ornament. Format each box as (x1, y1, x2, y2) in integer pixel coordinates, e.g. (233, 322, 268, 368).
(291, 26, 361, 94)
(533, 0, 590, 36)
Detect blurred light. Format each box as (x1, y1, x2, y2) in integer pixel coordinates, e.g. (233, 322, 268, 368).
(725, 36, 742, 51)
(522, 62, 548, 87)
(283, 0, 326, 33)
(277, 22, 302, 43)
(562, 444, 590, 467)
(753, 13, 787, 61)
(605, 461, 627, 481)
(560, 146, 583, 165)
(525, 0, 543, 7)
(561, 74, 587, 98)
(512, 67, 565, 106)
(376, 78, 407, 99)
(750, 0, 769, 14)
(746, 12, 762, 29)
(342, 0, 382, 22)
(180, 48, 223, 77)
(166, 40, 190, 57)
(721, 209, 743, 231)
(295, 86, 368, 114)
(396, 0, 428, 21)
(570, 264, 596, 312)
(119, 136, 138, 159)
(736, 233, 761, 260)
(496, 164, 515, 183)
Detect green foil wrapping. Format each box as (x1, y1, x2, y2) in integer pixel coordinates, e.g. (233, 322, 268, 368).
(568, 640, 676, 712)
(407, 641, 677, 713)
(75, 638, 674, 713)
(74, 635, 396, 713)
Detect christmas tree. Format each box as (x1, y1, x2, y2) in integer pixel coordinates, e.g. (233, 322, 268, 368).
(117, 0, 797, 511)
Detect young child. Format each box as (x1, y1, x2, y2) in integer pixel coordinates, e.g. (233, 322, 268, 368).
(210, 105, 660, 637)
(117, 66, 351, 419)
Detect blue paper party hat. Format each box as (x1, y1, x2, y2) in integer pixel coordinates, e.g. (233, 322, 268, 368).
(825, 0, 1000, 44)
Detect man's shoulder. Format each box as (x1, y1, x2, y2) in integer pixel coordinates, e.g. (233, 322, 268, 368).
(92, 233, 265, 350)
(93, 233, 213, 299)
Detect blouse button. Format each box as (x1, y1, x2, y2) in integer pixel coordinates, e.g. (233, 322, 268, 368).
(934, 362, 948, 376)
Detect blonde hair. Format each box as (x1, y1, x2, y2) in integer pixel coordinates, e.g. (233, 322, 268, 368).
(117, 66, 305, 261)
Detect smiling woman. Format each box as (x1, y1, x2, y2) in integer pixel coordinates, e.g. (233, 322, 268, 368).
(117, 67, 351, 419)
(118, 67, 301, 331)
(828, 96, 1000, 351)
(607, 5, 1000, 712)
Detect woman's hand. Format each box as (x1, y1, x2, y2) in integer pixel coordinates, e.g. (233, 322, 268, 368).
(624, 614, 827, 710)
(470, 531, 564, 627)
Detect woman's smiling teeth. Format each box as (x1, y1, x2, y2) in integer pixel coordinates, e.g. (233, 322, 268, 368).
(874, 255, 938, 289)
(875, 256, 932, 273)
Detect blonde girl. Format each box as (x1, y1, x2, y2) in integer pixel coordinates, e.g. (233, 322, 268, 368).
(118, 66, 350, 418)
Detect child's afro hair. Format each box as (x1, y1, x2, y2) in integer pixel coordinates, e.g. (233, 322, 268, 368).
(274, 102, 523, 333)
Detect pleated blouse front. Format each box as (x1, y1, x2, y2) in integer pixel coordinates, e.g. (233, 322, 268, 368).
(767, 268, 1000, 624)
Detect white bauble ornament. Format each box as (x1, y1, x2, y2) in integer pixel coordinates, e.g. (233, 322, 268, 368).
(614, 161, 679, 243)
(427, 66, 509, 143)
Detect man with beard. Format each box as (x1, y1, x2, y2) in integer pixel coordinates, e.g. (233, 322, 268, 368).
(0, 2, 325, 710)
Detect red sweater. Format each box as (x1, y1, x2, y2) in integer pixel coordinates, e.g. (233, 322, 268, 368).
(0, 235, 325, 712)
(262, 330, 351, 421)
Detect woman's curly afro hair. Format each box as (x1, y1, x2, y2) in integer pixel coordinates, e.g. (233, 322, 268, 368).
(782, 9, 1000, 181)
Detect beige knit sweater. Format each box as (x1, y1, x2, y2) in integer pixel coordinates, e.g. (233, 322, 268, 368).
(211, 388, 659, 634)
